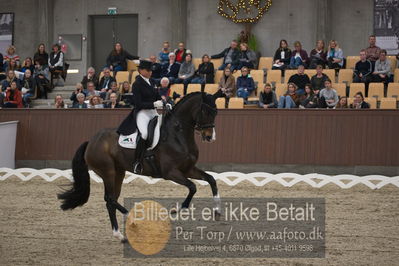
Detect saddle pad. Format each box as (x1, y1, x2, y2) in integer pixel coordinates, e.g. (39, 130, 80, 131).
(118, 114, 162, 150)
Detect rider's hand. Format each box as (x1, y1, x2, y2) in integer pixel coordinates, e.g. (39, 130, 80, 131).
(153, 100, 163, 108)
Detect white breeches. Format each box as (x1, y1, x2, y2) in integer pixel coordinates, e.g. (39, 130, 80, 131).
(137, 109, 158, 140)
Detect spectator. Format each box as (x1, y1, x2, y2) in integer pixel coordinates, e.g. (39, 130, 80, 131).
(272, 39, 292, 71)
(218, 67, 236, 106)
(105, 81, 120, 101)
(353, 50, 372, 95)
(158, 41, 171, 65)
(106, 42, 139, 72)
(258, 83, 278, 108)
(237, 42, 257, 70)
(88, 95, 104, 108)
(289, 41, 309, 69)
(372, 49, 391, 84)
(3, 81, 23, 108)
(299, 84, 318, 108)
(319, 79, 339, 108)
(85, 81, 102, 99)
(310, 65, 329, 93)
(288, 65, 310, 95)
(161, 53, 180, 84)
(21, 69, 36, 107)
(176, 53, 195, 93)
(81, 67, 99, 90)
(236, 66, 255, 100)
(48, 44, 64, 74)
(350, 91, 370, 109)
(3, 45, 20, 69)
(335, 96, 348, 109)
(309, 40, 327, 69)
(158, 77, 170, 100)
(33, 59, 50, 99)
(173, 42, 188, 63)
(20, 57, 35, 73)
(54, 95, 66, 109)
(6, 59, 18, 72)
(98, 67, 116, 91)
(278, 83, 300, 109)
(120, 81, 133, 107)
(33, 43, 49, 67)
(72, 93, 87, 108)
(326, 40, 344, 70)
(121, 81, 131, 94)
(191, 54, 215, 85)
(211, 40, 240, 71)
(104, 92, 123, 108)
(149, 55, 162, 84)
(365, 35, 381, 66)
(1, 70, 20, 92)
(70, 82, 86, 105)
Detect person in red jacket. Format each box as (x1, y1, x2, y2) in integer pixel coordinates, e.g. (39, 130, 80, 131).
(4, 81, 23, 108)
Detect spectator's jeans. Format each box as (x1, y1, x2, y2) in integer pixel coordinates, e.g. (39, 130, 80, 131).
(218, 63, 239, 71)
(289, 57, 304, 69)
(167, 77, 177, 84)
(23, 93, 34, 106)
(237, 88, 250, 99)
(3, 102, 18, 108)
(278, 95, 296, 109)
(190, 77, 205, 84)
(237, 61, 254, 70)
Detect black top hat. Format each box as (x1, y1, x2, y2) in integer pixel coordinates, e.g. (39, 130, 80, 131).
(138, 60, 153, 70)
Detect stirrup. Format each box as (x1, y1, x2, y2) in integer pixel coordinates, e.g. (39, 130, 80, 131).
(133, 161, 142, 175)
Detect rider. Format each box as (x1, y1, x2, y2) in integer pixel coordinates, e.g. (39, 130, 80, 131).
(117, 60, 163, 174)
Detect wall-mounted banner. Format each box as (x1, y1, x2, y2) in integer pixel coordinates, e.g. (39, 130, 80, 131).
(123, 198, 325, 258)
(374, 0, 399, 54)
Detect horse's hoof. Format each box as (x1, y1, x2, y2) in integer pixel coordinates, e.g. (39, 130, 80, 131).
(121, 237, 128, 244)
(214, 211, 222, 221)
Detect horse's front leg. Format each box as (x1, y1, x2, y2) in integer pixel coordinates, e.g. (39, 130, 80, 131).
(167, 169, 197, 210)
(189, 167, 221, 219)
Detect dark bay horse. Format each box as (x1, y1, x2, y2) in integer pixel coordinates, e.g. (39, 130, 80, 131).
(58, 92, 221, 242)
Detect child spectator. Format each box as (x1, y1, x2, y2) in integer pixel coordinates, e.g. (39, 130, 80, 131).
(218, 67, 236, 107)
(191, 54, 215, 85)
(289, 41, 309, 69)
(350, 92, 370, 109)
(272, 39, 292, 71)
(278, 83, 300, 109)
(258, 83, 277, 108)
(335, 96, 348, 109)
(288, 65, 310, 95)
(81, 67, 99, 90)
(310, 65, 329, 92)
(72, 93, 87, 108)
(299, 84, 318, 108)
(211, 40, 240, 71)
(33, 43, 49, 67)
(106, 42, 139, 72)
(158, 41, 171, 65)
(319, 79, 339, 108)
(309, 40, 327, 69)
(326, 40, 344, 70)
(236, 66, 255, 100)
(3, 81, 23, 108)
(54, 95, 66, 109)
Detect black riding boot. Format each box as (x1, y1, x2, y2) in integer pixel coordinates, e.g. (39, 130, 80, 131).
(132, 136, 146, 174)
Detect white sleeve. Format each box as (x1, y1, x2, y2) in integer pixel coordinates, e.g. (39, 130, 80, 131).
(55, 52, 64, 67)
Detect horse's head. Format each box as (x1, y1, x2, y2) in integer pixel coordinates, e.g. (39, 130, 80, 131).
(194, 93, 218, 142)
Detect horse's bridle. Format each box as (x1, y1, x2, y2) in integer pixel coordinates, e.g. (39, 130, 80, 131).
(194, 102, 217, 131)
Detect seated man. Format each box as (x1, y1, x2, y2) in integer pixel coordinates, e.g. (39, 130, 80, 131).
(105, 81, 120, 101)
(211, 40, 240, 71)
(161, 53, 180, 84)
(310, 65, 329, 93)
(98, 67, 116, 92)
(149, 55, 162, 85)
(365, 35, 381, 67)
(350, 91, 370, 109)
(353, 50, 372, 95)
(372, 49, 391, 83)
(236, 67, 255, 100)
(258, 83, 278, 108)
(319, 79, 339, 108)
(288, 65, 310, 95)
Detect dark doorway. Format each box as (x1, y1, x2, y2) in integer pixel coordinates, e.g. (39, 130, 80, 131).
(90, 14, 138, 72)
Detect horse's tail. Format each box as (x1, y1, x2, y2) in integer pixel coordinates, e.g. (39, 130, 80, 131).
(58, 141, 90, 210)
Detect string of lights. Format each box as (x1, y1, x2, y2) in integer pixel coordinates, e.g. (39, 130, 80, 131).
(217, 0, 272, 24)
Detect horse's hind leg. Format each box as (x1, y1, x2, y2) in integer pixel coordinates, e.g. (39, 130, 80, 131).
(189, 167, 221, 218)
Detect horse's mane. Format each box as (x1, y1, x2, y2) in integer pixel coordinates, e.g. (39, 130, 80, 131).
(172, 92, 203, 112)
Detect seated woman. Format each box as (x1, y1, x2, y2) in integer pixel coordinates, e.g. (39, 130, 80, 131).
(81, 67, 99, 90)
(158, 41, 171, 65)
(326, 40, 344, 70)
(278, 83, 300, 109)
(88, 95, 104, 109)
(33, 59, 50, 99)
(289, 41, 309, 69)
(70, 83, 86, 105)
(105, 92, 123, 108)
(3, 45, 20, 70)
(105, 81, 121, 101)
(106, 42, 139, 72)
(34, 43, 49, 67)
(161, 53, 180, 84)
(237, 42, 257, 70)
(335, 96, 348, 109)
(72, 93, 87, 108)
(1, 70, 20, 92)
(299, 84, 318, 108)
(5, 59, 18, 72)
(21, 69, 36, 107)
(218, 67, 236, 107)
(309, 40, 327, 69)
(175, 53, 195, 93)
(120, 81, 133, 107)
(319, 79, 339, 108)
(54, 95, 66, 109)
(350, 92, 370, 109)
(191, 54, 215, 85)
(258, 83, 278, 108)
(48, 44, 64, 73)
(21, 57, 35, 73)
(272, 39, 292, 71)
(3, 81, 23, 108)
(236, 67, 255, 100)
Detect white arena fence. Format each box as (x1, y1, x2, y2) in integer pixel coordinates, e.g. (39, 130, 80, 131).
(0, 168, 398, 190)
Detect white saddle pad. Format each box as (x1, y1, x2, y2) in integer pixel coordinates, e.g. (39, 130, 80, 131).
(118, 114, 163, 150)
